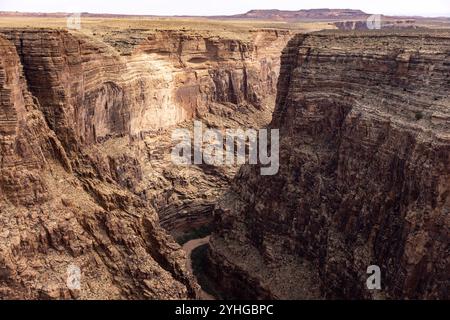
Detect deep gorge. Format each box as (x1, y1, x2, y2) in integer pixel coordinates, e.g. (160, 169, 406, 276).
(0, 27, 290, 299)
(0, 27, 448, 299)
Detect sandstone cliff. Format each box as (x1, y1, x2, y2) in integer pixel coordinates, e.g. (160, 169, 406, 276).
(0, 33, 202, 299)
(0, 27, 290, 299)
(1, 28, 289, 145)
(208, 32, 450, 299)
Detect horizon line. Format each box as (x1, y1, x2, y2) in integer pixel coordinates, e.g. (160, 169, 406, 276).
(1, 9, 449, 19)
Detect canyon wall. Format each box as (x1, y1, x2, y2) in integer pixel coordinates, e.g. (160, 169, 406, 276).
(0, 33, 200, 299)
(0, 27, 290, 298)
(2, 29, 289, 148)
(208, 32, 450, 299)
(0, 29, 291, 233)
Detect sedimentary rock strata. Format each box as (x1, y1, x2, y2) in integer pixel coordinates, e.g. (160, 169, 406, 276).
(0, 32, 202, 299)
(0, 27, 290, 299)
(2, 21, 446, 301)
(1, 28, 289, 144)
(208, 32, 450, 299)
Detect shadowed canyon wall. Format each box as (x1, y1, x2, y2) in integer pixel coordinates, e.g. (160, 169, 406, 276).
(208, 32, 450, 299)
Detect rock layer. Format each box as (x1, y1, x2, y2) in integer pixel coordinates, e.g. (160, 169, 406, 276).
(0, 27, 291, 299)
(0, 29, 291, 233)
(208, 32, 450, 299)
(0, 33, 201, 299)
(1, 29, 290, 145)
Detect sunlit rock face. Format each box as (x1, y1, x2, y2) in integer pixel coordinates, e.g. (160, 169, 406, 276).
(0, 27, 292, 299)
(1, 29, 290, 148)
(208, 32, 450, 300)
(0, 32, 202, 299)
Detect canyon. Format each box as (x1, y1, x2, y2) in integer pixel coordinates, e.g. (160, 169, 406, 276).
(0, 18, 448, 300)
(0, 24, 292, 299)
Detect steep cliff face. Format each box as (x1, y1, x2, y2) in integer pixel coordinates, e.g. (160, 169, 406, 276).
(208, 32, 450, 299)
(333, 19, 417, 30)
(1, 29, 289, 147)
(129, 29, 291, 230)
(0, 27, 290, 299)
(0, 33, 200, 299)
(2, 29, 182, 149)
(0, 29, 290, 233)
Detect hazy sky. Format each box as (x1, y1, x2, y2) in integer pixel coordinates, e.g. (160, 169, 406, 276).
(1, 0, 449, 17)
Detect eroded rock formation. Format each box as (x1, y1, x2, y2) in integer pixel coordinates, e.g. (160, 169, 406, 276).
(208, 32, 450, 299)
(0, 27, 290, 299)
(0, 33, 201, 299)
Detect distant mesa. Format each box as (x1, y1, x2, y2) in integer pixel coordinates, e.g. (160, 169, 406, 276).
(0, 8, 448, 32)
(221, 8, 370, 21)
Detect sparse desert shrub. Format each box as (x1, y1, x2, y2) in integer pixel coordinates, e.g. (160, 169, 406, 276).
(415, 111, 424, 120)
